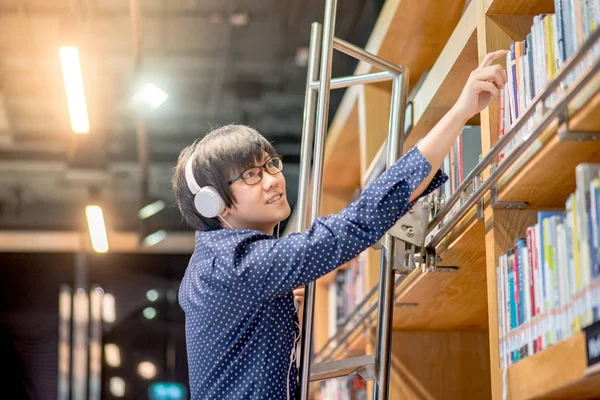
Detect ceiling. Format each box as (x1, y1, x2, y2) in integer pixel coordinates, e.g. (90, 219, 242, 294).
(0, 0, 384, 398)
(0, 0, 384, 235)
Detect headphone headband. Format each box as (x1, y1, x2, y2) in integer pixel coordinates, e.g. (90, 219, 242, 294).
(185, 154, 201, 194)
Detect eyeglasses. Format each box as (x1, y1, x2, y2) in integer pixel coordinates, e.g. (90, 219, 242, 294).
(228, 156, 284, 186)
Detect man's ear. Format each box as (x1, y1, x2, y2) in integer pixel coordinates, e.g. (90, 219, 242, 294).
(221, 207, 230, 218)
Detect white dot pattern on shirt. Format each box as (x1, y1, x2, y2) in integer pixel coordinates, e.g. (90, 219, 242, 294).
(179, 146, 447, 399)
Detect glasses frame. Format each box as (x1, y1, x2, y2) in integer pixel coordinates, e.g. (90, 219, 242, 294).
(228, 156, 284, 186)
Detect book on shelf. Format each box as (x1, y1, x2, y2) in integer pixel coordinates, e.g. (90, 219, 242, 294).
(319, 375, 367, 400)
(496, 163, 600, 369)
(426, 125, 482, 235)
(327, 252, 367, 341)
(498, 0, 600, 161)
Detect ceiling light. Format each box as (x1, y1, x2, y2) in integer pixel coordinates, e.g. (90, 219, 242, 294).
(85, 205, 108, 253)
(139, 199, 165, 219)
(102, 293, 116, 323)
(137, 361, 157, 380)
(146, 289, 159, 302)
(132, 83, 168, 111)
(104, 344, 121, 367)
(229, 12, 249, 26)
(143, 307, 157, 320)
(142, 229, 167, 247)
(59, 47, 89, 134)
(109, 377, 125, 397)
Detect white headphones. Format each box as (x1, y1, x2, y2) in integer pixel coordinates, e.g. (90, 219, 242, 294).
(184, 152, 226, 218)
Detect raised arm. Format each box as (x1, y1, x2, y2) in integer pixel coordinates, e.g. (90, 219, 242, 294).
(410, 49, 507, 203)
(235, 146, 446, 299)
(235, 50, 508, 299)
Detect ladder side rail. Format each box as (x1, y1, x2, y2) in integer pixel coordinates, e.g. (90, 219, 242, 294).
(372, 72, 409, 400)
(298, 0, 338, 397)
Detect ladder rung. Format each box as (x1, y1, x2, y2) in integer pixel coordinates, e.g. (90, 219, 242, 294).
(309, 355, 375, 382)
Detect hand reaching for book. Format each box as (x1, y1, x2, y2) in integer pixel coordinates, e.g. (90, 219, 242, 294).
(452, 49, 509, 123)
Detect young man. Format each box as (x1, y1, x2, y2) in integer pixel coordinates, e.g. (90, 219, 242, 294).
(172, 50, 507, 400)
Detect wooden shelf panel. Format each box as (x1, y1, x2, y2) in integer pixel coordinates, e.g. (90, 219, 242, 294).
(506, 332, 600, 400)
(392, 213, 488, 330)
(323, 0, 469, 192)
(403, 0, 479, 152)
(485, 0, 555, 15)
(498, 87, 600, 208)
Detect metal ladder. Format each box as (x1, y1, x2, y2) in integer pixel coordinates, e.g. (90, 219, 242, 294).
(293, 0, 436, 399)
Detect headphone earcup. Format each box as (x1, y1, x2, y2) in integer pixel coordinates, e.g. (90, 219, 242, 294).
(194, 186, 225, 218)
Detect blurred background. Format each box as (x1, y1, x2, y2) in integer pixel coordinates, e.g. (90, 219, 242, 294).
(0, 0, 384, 399)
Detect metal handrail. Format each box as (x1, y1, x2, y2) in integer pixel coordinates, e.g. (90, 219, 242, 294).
(310, 71, 395, 90)
(333, 37, 405, 75)
(427, 26, 600, 248)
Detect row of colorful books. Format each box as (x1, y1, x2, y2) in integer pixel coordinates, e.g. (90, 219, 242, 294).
(497, 163, 600, 368)
(327, 252, 367, 340)
(318, 376, 367, 400)
(499, 0, 600, 160)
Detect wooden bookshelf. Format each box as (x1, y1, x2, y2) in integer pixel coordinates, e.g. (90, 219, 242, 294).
(505, 332, 600, 399)
(485, 0, 554, 15)
(313, 0, 600, 398)
(322, 0, 470, 194)
(405, 0, 479, 151)
(392, 211, 488, 331)
(498, 89, 600, 208)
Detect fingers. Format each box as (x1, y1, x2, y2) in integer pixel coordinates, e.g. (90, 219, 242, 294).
(479, 49, 509, 68)
(293, 287, 305, 302)
(473, 65, 506, 89)
(474, 81, 500, 98)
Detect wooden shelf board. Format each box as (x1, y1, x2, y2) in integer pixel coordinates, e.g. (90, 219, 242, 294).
(323, 0, 470, 192)
(506, 332, 600, 400)
(392, 212, 488, 330)
(498, 87, 600, 208)
(485, 0, 555, 15)
(403, 0, 479, 152)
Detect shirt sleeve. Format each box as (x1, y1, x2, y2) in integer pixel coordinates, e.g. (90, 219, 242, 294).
(233, 145, 448, 299)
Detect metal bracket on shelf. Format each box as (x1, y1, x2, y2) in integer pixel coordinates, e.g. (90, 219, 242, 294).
(558, 113, 600, 142)
(490, 183, 528, 210)
(477, 199, 485, 221)
(470, 176, 485, 221)
(392, 240, 417, 274)
(387, 198, 430, 246)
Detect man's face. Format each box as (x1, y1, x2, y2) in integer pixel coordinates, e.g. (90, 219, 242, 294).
(223, 152, 291, 234)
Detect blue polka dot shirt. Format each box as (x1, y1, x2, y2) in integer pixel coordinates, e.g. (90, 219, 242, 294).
(179, 146, 447, 399)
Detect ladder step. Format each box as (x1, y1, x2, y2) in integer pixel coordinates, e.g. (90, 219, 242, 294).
(310, 355, 375, 382)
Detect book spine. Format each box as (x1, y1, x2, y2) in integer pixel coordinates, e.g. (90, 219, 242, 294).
(545, 15, 557, 80)
(556, 0, 568, 66)
(527, 228, 537, 318)
(515, 243, 523, 326)
(510, 42, 519, 121)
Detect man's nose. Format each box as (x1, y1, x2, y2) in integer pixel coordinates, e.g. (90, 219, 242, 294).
(262, 171, 279, 190)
